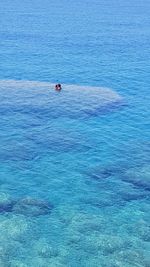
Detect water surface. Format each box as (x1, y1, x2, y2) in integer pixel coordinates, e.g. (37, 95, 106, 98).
(0, 0, 150, 266)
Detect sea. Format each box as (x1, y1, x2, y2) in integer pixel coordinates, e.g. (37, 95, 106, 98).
(0, 0, 150, 266)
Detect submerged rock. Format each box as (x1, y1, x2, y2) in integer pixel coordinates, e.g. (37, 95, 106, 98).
(0, 193, 54, 217)
(0, 193, 15, 213)
(87, 162, 150, 193)
(122, 165, 150, 191)
(0, 80, 124, 120)
(86, 165, 126, 182)
(12, 197, 54, 217)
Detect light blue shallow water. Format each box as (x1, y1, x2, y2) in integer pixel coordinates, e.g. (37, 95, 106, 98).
(0, 0, 150, 266)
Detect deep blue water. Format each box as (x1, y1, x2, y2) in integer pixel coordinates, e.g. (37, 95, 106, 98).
(0, 0, 150, 266)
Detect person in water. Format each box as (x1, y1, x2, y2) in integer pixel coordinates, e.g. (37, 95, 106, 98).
(55, 84, 62, 90)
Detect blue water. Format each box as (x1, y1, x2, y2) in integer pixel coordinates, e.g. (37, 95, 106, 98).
(0, 0, 150, 266)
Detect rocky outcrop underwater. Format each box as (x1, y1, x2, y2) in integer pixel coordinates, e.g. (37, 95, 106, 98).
(0, 194, 53, 217)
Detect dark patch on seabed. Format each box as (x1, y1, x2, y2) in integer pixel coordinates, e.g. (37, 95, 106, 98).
(85, 165, 125, 182)
(87, 163, 150, 191)
(0, 202, 15, 213)
(86, 142, 150, 191)
(0, 197, 54, 217)
(84, 144, 150, 210)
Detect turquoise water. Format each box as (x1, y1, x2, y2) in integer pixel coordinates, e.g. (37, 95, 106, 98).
(0, 0, 150, 266)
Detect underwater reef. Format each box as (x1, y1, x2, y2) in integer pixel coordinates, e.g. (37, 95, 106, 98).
(0, 194, 53, 217)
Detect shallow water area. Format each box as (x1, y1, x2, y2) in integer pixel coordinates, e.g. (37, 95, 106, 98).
(0, 79, 149, 267)
(0, 80, 123, 119)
